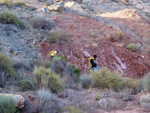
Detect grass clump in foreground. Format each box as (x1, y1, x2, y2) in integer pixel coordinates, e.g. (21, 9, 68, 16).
(33, 66, 63, 93)
(91, 67, 123, 90)
(0, 11, 24, 29)
(0, 95, 17, 113)
(34, 89, 52, 113)
(139, 73, 150, 91)
(128, 43, 136, 52)
(140, 94, 150, 112)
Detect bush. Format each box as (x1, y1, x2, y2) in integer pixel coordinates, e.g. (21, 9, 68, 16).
(139, 73, 150, 91)
(128, 44, 136, 51)
(124, 77, 138, 89)
(48, 29, 69, 43)
(91, 67, 122, 90)
(14, 1, 27, 7)
(0, 52, 15, 77)
(51, 57, 80, 88)
(33, 66, 63, 93)
(21, 79, 34, 91)
(0, 95, 17, 113)
(140, 94, 150, 112)
(31, 15, 55, 30)
(80, 75, 92, 89)
(0, 11, 24, 29)
(1, 0, 12, 6)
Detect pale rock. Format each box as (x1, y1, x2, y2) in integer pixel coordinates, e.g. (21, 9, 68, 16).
(48, 2, 64, 12)
(83, 51, 91, 57)
(98, 98, 110, 109)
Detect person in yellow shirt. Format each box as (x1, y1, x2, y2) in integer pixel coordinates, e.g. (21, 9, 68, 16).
(89, 55, 99, 71)
(50, 50, 59, 59)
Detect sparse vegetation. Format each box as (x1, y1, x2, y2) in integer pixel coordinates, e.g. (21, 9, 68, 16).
(14, 1, 27, 7)
(33, 66, 63, 93)
(0, 11, 24, 29)
(91, 67, 122, 90)
(125, 0, 129, 2)
(90, 33, 96, 37)
(31, 15, 55, 30)
(0, 52, 15, 77)
(80, 75, 92, 89)
(48, 29, 69, 43)
(94, 93, 99, 101)
(0, 95, 17, 113)
(140, 94, 150, 112)
(115, 31, 123, 40)
(61, 106, 83, 113)
(139, 73, 150, 91)
(128, 44, 136, 51)
(146, 12, 150, 17)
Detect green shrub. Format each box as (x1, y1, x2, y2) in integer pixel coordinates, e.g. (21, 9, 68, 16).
(139, 73, 150, 91)
(94, 93, 99, 101)
(128, 44, 136, 51)
(71, 65, 81, 77)
(0, 52, 15, 76)
(48, 29, 69, 43)
(91, 67, 122, 90)
(140, 94, 150, 112)
(90, 33, 96, 37)
(0, 11, 24, 29)
(0, 95, 17, 113)
(21, 79, 34, 91)
(80, 75, 92, 89)
(33, 67, 63, 93)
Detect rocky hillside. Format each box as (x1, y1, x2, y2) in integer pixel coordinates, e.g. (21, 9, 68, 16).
(0, 0, 150, 78)
(0, 0, 150, 113)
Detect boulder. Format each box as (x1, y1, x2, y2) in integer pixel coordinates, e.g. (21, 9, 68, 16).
(48, 2, 64, 12)
(98, 98, 110, 109)
(36, 8, 49, 14)
(0, 93, 25, 109)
